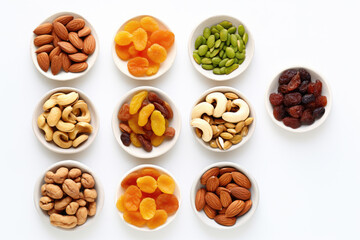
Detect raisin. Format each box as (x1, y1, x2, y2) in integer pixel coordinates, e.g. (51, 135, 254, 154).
(299, 68, 311, 82)
(155, 194, 179, 215)
(315, 96, 327, 107)
(313, 107, 325, 119)
(137, 134, 153, 152)
(279, 69, 298, 84)
(305, 102, 317, 111)
(300, 109, 315, 125)
(143, 129, 153, 140)
(299, 81, 309, 94)
(287, 72, 301, 91)
(157, 174, 175, 194)
(283, 117, 301, 129)
(138, 103, 154, 127)
(121, 132, 131, 146)
(273, 105, 286, 121)
(150, 134, 165, 146)
(302, 94, 315, 104)
(148, 91, 165, 105)
(313, 80, 323, 97)
(283, 92, 302, 107)
(269, 93, 283, 106)
(287, 105, 304, 118)
(307, 82, 315, 94)
(151, 110, 166, 136)
(278, 84, 289, 94)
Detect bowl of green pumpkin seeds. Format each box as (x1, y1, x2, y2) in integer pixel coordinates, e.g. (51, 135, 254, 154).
(188, 15, 254, 81)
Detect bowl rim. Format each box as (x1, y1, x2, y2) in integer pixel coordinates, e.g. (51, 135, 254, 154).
(111, 86, 181, 159)
(32, 87, 99, 154)
(115, 164, 181, 231)
(111, 14, 177, 81)
(33, 160, 105, 231)
(188, 14, 255, 81)
(190, 86, 256, 152)
(30, 11, 100, 81)
(190, 161, 259, 229)
(265, 65, 332, 133)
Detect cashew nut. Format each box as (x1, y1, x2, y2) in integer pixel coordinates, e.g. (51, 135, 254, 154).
(73, 135, 89, 148)
(37, 113, 46, 128)
(191, 102, 214, 119)
(53, 131, 73, 149)
(38, 121, 53, 142)
(47, 107, 62, 127)
(72, 100, 91, 123)
(222, 99, 250, 123)
(56, 120, 75, 132)
(43, 99, 57, 111)
(57, 92, 79, 106)
(191, 118, 213, 142)
(69, 122, 93, 140)
(62, 106, 77, 124)
(205, 92, 227, 118)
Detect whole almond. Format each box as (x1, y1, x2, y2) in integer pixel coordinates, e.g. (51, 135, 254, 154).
(226, 183, 239, 190)
(230, 187, 251, 201)
(68, 32, 84, 49)
(37, 52, 50, 72)
(78, 26, 91, 37)
(219, 172, 232, 186)
(225, 200, 245, 217)
(35, 44, 54, 54)
(195, 188, 206, 211)
(33, 23, 53, 35)
(68, 53, 88, 62)
(203, 204, 216, 219)
(218, 207, 227, 214)
(83, 34, 96, 55)
(58, 41, 77, 54)
(49, 46, 61, 61)
(60, 53, 71, 72)
(200, 167, 219, 185)
(224, 92, 239, 100)
(215, 186, 230, 196)
(34, 35, 54, 47)
(204, 192, 222, 210)
(66, 18, 85, 31)
(51, 55, 62, 75)
(53, 15, 74, 25)
(53, 22, 69, 41)
(69, 62, 88, 73)
(214, 214, 236, 226)
(232, 172, 251, 189)
(206, 176, 219, 192)
(237, 199, 252, 217)
(220, 190, 232, 208)
(52, 31, 60, 47)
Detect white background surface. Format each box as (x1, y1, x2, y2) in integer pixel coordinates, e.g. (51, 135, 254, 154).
(1, 0, 360, 239)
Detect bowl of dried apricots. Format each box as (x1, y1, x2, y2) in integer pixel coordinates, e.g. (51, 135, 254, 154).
(112, 86, 181, 158)
(112, 15, 176, 80)
(116, 164, 181, 231)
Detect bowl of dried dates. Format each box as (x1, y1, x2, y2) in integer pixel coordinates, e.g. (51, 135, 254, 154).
(34, 160, 104, 230)
(112, 86, 181, 158)
(190, 86, 255, 152)
(31, 12, 99, 81)
(116, 164, 181, 231)
(191, 162, 259, 229)
(266, 67, 332, 132)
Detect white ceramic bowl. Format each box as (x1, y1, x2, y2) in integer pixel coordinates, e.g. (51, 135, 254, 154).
(265, 66, 332, 133)
(112, 86, 181, 158)
(188, 15, 254, 81)
(31, 11, 99, 81)
(190, 162, 259, 229)
(112, 15, 176, 80)
(190, 86, 256, 152)
(34, 160, 104, 230)
(116, 164, 181, 231)
(32, 87, 99, 154)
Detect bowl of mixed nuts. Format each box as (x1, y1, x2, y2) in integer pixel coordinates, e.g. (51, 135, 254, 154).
(190, 86, 255, 152)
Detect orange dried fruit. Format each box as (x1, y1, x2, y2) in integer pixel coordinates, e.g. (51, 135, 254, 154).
(116, 195, 125, 212)
(132, 28, 148, 51)
(157, 174, 175, 194)
(150, 134, 165, 147)
(138, 41, 152, 58)
(139, 168, 161, 179)
(147, 43, 167, 64)
(128, 114, 145, 134)
(114, 31, 133, 46)
(124, 185, 142, 211)
(150, 30, 175, 50)
(128, 44, 140, 57)
(155, 194, 179, 215)
(124, 20, 141, 33)
(138, 103, 155, 126)
(127, 57, 149, 77)
(137, 176, 157, 193)
(123, 211, 147, 227)
(121, 171, 140, 189)
(146, 61, 160, 76)
(115, 45, 131, 61)
(142, 188, 162, 199)
(129, 90, 148, 114)
(147, 210, 168, 229)
(139, 198, 156, 220)
(140, 16, 159, 33)
(151, 110, 166, 136)
(130, 133, 142, 147)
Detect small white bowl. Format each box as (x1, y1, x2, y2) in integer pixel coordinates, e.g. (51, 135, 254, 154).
(116, 164, 181, 231)
(30, 11, 99, 81)
(112, 86, 181, 158)
(188, 15, 254, 81)
(34, 160, 104, 231)
(265, 66, 332, 133)
(191, 162, 259, 229)
(190, 86, 256, 152)
(112, 15, 176, 80)
(32, 87, 99, 154)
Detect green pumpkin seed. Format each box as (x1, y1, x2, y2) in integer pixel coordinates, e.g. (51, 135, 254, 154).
(225, 64, 239, 74)
(213, 68, 221, 75)
(228, 26, 236, 34)
(226, 33, 231, 46)
(238, 58, 245, 65)
(193, 53, 201, 64)
(209, 48, 220, 58)
(202, 64, 214, 70)
(203, 27, 211, 39)
(211, 27, 219, 34)
(216, 24, 224, 31)
(238, 25, 245, 36)
(193, 50, 198, 54)
(226, 47, 235, 59)
(231, 45, 237, 52)
(212, 57, 221, 65)
(234, 58, 238, 64)
(219, 42, 225, 49)
(225, 59, 234, 67)
(220, 67, 226, 74)
(209, 47, 215, 53)
(243, 32, 248, 45)
(214, 32, 220, 40)
(235, 34, 241, 40)
(219, 21, 232, 29)
(215, 39, 221, 48)
(222, 52, 227, 59)
(198, 45, 208, 56)
(219, 58, 228, 67)
(207, 35, 215, 48)
(235, 52, 245, 60)
(230, 34, 237, 48)
(201, 58, 212, 64)
(220, 29, 228, 41)
(223, 45, 227, 50)
(205, 51, 211, 58)
(195, 36, 204, 49)
(237, 39, 244, 52)
(219, 50, 224, 58)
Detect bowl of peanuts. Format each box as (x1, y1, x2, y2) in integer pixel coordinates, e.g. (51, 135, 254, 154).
(115, 164, 181, 231)
(112, 86, 181, 158)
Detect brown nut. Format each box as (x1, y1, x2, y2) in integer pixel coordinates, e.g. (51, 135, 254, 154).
(53, 167, 69, 184)
(81, 173, 95, 188)
(45, 184, 63, 199)
(54, 196, 72, 211)
(88, 202, 97, 216)
(66, 202, 79, 215)
(62, 179, 80, 199)
(44, 171, 55, 183)
(84, 188, 97, 202)
(76, 199, 87, 207)
(50, 213, 77, 229)
(76, 182, 82, 189)
(39, 196, 54, 211)
(74, 177, 81, 183)
(76, 207, 88, 226)
(137, 134, 152, 152)
(68, 168, 82, 179)
(41, 184, 47, 196)
(47, 208, 61, 216)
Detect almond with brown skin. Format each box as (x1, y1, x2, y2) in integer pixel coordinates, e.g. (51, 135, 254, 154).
(68, 53, 88, 62)
(200, 167, 219, 185)
(60, 53, 71, 72)
(68, 32, 83, 49)
(237, 200, 252, 217)
(58, 41, 77, 54)
(230, 187, 251, 200)
(203, 204, 216, 219)
(206, 176, 219, 192)
(66, 18, 85, 31)
(52, 31, 60, 47)
(51, 55, 62, 75)
(195, 188, 206, 211)
(219, 167, 237, 175)
(69, 62, 88, 73)
(204, 192, 222, 210)
(220, 190, 232, 208)
(219, 172, 232, 186)
(53, 22, 69, 41)
(214, 214, 236, 226)
(34, 35, 54, 47)
(49, 46, 61, 61)
(35, 44, 54, 54)
(215, 186, 230, 196)
(83, 34, 96, 55)
(53, 15, 74, 25)
(218, 207, 227, 214)
(37, 52, 50, 72)
(232, 172, 251, 189)
(33, 23, 53, 35)
(225, 200, 245, 217)
(78, 26, 91, 37)
(226, 183, 239, 190)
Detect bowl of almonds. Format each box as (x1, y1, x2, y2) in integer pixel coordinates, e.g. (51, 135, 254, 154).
(31, 12, 99, 81)
(190, 86, 255, 152)
(191, 162, 259, 229)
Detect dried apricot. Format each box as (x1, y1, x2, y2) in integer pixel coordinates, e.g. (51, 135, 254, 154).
(118, 103, 131, 121)
(114, 31, 133, 46)
(150, 134, 165, 147)
(155, 194, 179, 215)
(130, 132, 142, 147)
(137, 176, 158, 193)
(151, 110, 166, 136)
(146, 61, 160, 76)
(124, 185, 142, 211)
(142, 188, 162, 199)
(124, 20, 141, 33)
(116, 195, 125, 212)
(139, 198, 156, 220)
(115, 45, 131, 61)
(147, 210, 168, 229)
(121, 171, 140, 189)
(128, 44, 140, 57)
(132, 28, 148, 51)
(139, 168, 161, 179)
(138, 103, 155, 127)
(130, 90, 148, 114)
(157, 174, 175, 194)
(147, 43, 167, 64)
(123, 211, 147, 227)
(150, 30, 175, 50)
(127, 57, 149, 77)
(140, 16, 159, 33)
(128, 114, 145, 134)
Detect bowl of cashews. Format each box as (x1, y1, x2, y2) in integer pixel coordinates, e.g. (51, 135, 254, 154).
(190, 86, 256, 152)
(32, 87, 99, 154)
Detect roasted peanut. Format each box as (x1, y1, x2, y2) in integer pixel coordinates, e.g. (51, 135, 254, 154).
(45, 184, 63, 199)
(50, 213, 77, 229)
(81, 173, 95, 188)
(66, 202, 79, 215)
(41, 184, 47, 196)
(39, 196, 54, 211)
(44, 171, 55, 183)
(54, 196, 72, 211)
(88, 202, 96, 216)
(84, 189, 97, 202)
(76, 207, 88, 226)
(62, 179, 80, 199)
(53, 167, 69, 184)
(68, 168, 82, 179)
(76, 199, 87, 207)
